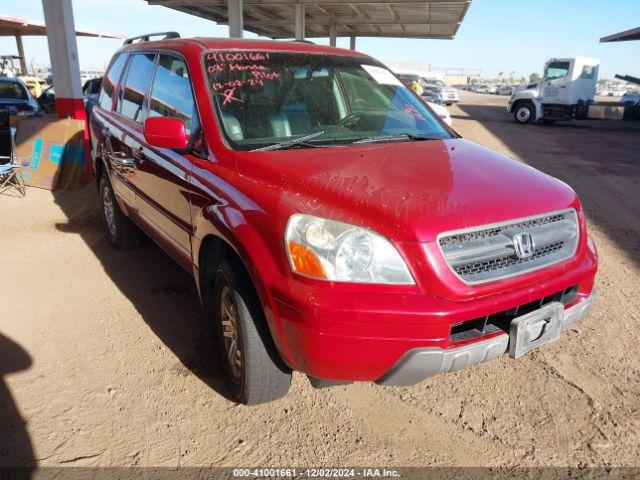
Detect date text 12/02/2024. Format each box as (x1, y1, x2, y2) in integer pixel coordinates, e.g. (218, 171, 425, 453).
(206, 51, 281, 105)
(232, 468, 401, 478)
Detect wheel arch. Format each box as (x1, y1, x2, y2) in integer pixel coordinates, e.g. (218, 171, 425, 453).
(510, 98, 533, 113)
(192, 207, 295, 369)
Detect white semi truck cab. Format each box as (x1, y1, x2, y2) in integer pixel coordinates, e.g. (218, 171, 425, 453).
(508, 57, 600, 124)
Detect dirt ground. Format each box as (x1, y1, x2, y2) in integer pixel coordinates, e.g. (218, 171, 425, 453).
(1, 91, 639, 468)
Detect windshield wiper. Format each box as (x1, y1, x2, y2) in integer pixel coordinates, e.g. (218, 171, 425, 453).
(250, 131, 325, 152)
(352, 133, 438, 145)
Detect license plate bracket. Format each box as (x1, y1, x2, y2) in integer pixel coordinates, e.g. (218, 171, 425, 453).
(509, 302, 563, 359)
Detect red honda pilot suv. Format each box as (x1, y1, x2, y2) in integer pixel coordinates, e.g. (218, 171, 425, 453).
(90, 33, 597, 405)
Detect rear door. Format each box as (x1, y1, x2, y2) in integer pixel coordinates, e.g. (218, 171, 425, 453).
(92, 53, 134, 207)
(132, 53, 198, 267)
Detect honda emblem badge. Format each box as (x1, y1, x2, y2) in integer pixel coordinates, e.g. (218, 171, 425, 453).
(513, 232, 535, 259)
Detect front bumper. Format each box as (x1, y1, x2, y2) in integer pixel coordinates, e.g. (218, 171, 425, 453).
(377, 292, 595, 386)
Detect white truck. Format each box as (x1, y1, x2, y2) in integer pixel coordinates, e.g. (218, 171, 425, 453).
(508, 57, 622, 124)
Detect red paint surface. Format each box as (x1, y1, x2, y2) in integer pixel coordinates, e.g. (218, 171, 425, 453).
(56, 96, 91, 182)
(143, 117, 188, 150)
(90, 38, 598, 381)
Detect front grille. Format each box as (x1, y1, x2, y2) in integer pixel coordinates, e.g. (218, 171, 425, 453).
(449, 285, 579, 342)
(438, 209, 579, 284)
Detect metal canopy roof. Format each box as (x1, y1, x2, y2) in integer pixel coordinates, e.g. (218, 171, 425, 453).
(600, 26, 640, 42)
(147, 0, 472, 39)
(0, 14, 125, 38)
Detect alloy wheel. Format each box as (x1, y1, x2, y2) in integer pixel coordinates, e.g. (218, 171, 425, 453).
(220, 285, 243, 379)
(102, 186, 116, 237)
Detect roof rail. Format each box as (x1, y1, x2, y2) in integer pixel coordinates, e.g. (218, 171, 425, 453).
(123, 32, 180, 45)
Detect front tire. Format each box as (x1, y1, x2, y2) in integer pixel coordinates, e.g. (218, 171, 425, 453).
(99, 175, 142, 249)
(514, 102, 535, 124)
(213, 258, 291, 405)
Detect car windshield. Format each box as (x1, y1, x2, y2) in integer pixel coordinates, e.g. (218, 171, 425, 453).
(0, 81, 28, 100)
(204, 51, 452, 150)
(426, 80, 446, 88)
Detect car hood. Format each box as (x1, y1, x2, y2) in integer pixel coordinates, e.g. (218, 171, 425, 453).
(236, 138, 577, 243)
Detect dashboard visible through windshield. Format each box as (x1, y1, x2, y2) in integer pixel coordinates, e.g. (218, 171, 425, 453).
(204, 51, 452, 151)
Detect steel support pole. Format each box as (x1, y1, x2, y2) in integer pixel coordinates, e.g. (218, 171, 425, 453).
(329, 23, 337, 47)
(228, 0, 243, 38)
(42, 0, 83, 116)
(42, 0, 91, 181)
(350, 35, 356, 50)
(15, 35, 28, 75)
(294, 2, 305, 41)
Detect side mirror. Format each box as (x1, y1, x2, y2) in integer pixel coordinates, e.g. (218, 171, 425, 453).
(144, 116, 188, 150)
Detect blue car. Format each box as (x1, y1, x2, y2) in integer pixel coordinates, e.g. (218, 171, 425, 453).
(0, 76, 40, 161)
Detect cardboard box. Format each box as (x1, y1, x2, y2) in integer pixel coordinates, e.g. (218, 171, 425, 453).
(13, 117, 85, 190)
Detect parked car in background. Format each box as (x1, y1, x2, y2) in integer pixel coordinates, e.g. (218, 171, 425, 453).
(427, 101, 452, 126)
(0, 76, 40, 115)
(418, 86, 453, 125)
(37, 85, 56, 113)
(37, 77, 103, 117)
(422, 77, 459, 105)
(421, 88, 442, 104)
(19, 76, 48, 98)
(91, 34, 597, 405)
(0, 76, 40, 160)
(497, 85, 514, 96)
(474, 84, 489, 94)
(396, 73, 423, 94)
(487, 85, 498, 94)
(83, 77, 102, 115)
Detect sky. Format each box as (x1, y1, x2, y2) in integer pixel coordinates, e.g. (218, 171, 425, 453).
(0, 0, 638, 80)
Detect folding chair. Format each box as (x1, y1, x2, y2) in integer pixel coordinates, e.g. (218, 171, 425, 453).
(0, 127, 26, 197)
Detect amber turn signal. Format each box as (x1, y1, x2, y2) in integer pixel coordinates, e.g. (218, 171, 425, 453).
(287, 241, 328, 279)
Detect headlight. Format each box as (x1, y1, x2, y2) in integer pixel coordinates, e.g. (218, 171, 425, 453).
(285, 214, 414, 285)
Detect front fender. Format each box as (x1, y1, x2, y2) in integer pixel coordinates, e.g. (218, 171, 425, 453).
(191, 203, 296, 368)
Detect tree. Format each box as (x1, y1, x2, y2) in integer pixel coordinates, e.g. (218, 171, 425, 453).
(530, 72, 541, 82)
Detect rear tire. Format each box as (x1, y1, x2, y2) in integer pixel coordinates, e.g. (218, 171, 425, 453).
(514, 102, 535, 124)
(99, 174, 142, 249)
(213, 257, 291, 405)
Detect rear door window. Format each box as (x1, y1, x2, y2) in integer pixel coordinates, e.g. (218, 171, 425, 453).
(148, 54, 196, 135)
(98, 53, 127, 111)
(581, 66, 596, 79)
(117, 53, 156, 123)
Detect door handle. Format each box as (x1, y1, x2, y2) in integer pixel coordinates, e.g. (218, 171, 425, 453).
(559, 85, 567, 88)
(110, 152, 135, 170)
(132, 147, 147, 164)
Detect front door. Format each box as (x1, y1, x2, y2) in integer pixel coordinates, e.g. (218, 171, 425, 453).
(133, 53, 198, 268)
(542, 60, 572, 105)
